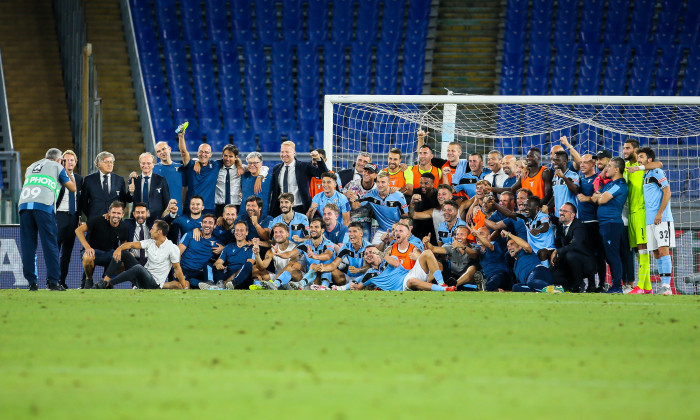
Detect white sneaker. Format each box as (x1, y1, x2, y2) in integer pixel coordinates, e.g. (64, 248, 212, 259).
(622, 284, 633, 294)
(287, 281, 302, 290)
(659, 284, 673, 295)
(198, 282, 218, 290)
(260, 281, 278, 290)
(310, 284, 329, 291)
(224, 281, 235, 290)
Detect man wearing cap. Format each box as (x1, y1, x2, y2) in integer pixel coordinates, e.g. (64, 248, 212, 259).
(342, 163, 378, 242)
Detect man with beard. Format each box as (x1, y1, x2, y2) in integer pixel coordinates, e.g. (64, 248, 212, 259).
(343, 163, 378, 242)
(417, 132, 468, 200)
(177, 214, 222, 289)
(382, 217, 425, 252)
(500, 155, 519, 190)
(95, 220, 187, 290)
(212, 221, 256, 289)
(322, 204, 349, 253)
(483, 191, 529, 242)
(576, 153, 607, 292)
(212, 204, 238, 246)
(460, 180, 490, 243)
(409, 184, 454, 243)
(409, 138, 442, 190)
(621, 139, 664, 294)
(503, 230, 561, 293)
(307, 172, 351, 226)
(311, 222, 371, 286)
(487, 147, 553, 205)
(288, 218, 336, 290)
(424, 225, 479, 290)
(435, 200, 466, 246)
(545, 202, 595, 292)
(591, 157, 629, 294)
(269, 193, 309, 244)
(550, 151, 580, 218)
(251, 223, 303, 290)
(236, 195, 273, 241)
(164, 195, 205, 240)
(338, 152, 371, 187)
(523, 196, 555, 263)
(75, 201, 129, 289)
(123, 202, 153, 266)
(335, 245, 455, 292)
(468, 225, 512, 291)
(153, 141, 185, 216)
(410, 173, 439, 241)
(347, 172, 408, 245)
(453, 153, 492, 199)
(383, 148, 413, 196)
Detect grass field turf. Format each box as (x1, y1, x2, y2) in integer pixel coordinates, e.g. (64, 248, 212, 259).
(1, 290, 698, 419)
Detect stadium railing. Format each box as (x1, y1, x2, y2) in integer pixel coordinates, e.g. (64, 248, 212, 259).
(0, 47, 22, 224)
(54, 0, 102, 175)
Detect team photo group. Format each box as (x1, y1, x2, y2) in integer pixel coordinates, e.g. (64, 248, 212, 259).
(19, 125, 676, 295)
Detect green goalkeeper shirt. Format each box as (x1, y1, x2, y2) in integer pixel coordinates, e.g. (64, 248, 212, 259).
(625, 160, 646, 215)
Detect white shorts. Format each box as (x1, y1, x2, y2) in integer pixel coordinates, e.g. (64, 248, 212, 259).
(371, 230, 387, 246)
(402, 262, 429, 291)
(646, 222, 676, 251)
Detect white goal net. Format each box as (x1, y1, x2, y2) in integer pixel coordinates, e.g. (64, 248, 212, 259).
(324, 94, 700, 294)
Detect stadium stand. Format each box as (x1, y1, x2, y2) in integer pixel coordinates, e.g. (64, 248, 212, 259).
(129, 0, 430, 153)
(498, 0, 700, 198)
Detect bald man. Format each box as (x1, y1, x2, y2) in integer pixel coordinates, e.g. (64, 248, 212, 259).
(501, 155, 519, 189)
(154, 141, 185, 216)
(549, 136, 581, 172)
(179, 131, 221, 215)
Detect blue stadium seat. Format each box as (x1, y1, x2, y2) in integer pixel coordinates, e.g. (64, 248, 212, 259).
(223, 109, 247, 133)
(627, 54, 654, 95)
(654, 9, 680, 46)
(232, 0, 254, 42)
(408, 0, 431, 21)
(313, 130, 324, 149)
(149, 95, 172, 120)
(259, 130, 281, 153)
(288, 130, 311, 152)
(206, 129, 230, 150)
(356, 0, 379, 43)
(181, 0, 205, 41)
(577, 54, 603, 95)
(495, 138, 518, 155)
(331, 0, 355, 43)
(679, 11, 699, 48)
(404, 25, 428, 51)
(155, 0, 181, 41)
(217, 41, 239, 64)
(401, 50, 425, 95)
(282, 0, 304, 42)
(307, 0, 329, 43)
(204, 0, 229, 41)
(255, 0, 279, 45)
(199, 107, 221, 132)
(576, 123, 599, 148)
(380, 0, 405, 45)
(376, 43, 399, 95)
(349, 41, 372, 94)
(232, 130, 257, 152)
(324, 42, 347, 94)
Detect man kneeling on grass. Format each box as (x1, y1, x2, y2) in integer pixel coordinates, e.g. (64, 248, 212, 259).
(95, 220, 188, 289)
(332, 245, 455, 291)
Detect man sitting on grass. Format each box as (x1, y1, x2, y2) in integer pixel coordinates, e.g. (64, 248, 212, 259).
(251, 223, 303, 290)
(210, 221, 255, 289)
(332, 245, 455, 292)
(95, 220, 188, 289)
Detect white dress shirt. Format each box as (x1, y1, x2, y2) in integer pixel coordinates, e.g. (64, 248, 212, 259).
(278, 160, 301, 206)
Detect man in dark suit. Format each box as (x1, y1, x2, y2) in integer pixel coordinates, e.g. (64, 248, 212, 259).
(126, 152, 170, 223)
(122, 202, 154, 266)
(269, 140, 327, 217)
(80, 151, 127, 220)
(54, 150, 82, 289)
(547, 202, 596, 292)
(338, 152, 371, 187)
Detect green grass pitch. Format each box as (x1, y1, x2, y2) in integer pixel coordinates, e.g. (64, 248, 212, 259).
(1, 290, 699, 419)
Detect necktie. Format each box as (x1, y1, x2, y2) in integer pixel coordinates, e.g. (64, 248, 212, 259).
(102, 175, 109, 194)
(139, 225, 146, 265)
(224, 168, 231, 205)
(142, 176, 150, 207)
(282, 166, 289, 193)
(564, 225, 569, 238)
(68, 189, 76, 215)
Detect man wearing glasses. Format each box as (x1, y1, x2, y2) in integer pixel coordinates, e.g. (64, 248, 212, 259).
(543, 202, 596, 292)
(80, 151, 127, 220)
(240, 151, 271, 218)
